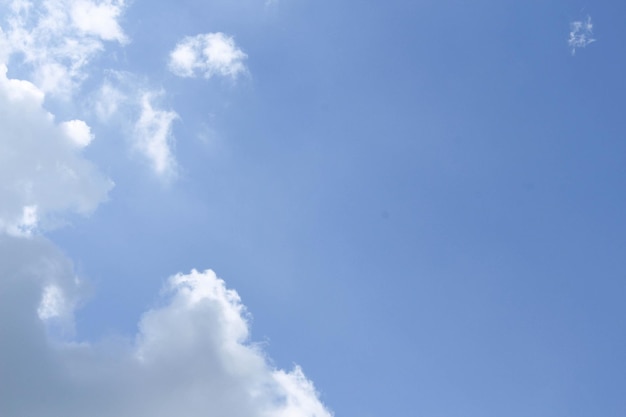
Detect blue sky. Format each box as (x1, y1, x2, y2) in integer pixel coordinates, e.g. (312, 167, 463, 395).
(1, 0, 626, 416)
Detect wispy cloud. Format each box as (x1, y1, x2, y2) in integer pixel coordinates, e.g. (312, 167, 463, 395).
(168, 32, 248, 80)
(0, 0, 128, 97)
(133, 93, 179, 178)
(569, 15, 596, 55)
(90, 72, 181, 179)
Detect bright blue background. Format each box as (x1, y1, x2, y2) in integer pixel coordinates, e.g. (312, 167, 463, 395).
(50, 1, 626, 416)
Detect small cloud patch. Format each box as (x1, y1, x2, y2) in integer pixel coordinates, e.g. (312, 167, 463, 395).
(569, 15, 595, 55)
(61, 120, 94, 148)
(169, 33, 248, 80)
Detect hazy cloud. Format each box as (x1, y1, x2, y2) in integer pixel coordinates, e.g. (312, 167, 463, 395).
(93, 79, 126, 120)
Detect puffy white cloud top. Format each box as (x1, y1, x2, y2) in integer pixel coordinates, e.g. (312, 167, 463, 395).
(0, 254, 333, 417)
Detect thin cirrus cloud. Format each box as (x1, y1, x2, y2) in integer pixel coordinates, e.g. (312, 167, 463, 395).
(169, 32, 248, 80)
(0, 1, 334, 416)
(569, 15, 596, 55)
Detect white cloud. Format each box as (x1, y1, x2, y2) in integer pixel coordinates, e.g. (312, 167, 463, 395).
(0, 5, 331, 417)
(0, 255, 333, 417)
(569, 15, 596, 55)
(70, 0, 127, 42)
(169, 32, 248, 80)
(89, 73, 182, 179)
(133, 93, 179, 177)
(0, 0, 128, 96)
(0, 64, 112, 234)
(61, 119, 94, 147)
(0, 51, 330, 417)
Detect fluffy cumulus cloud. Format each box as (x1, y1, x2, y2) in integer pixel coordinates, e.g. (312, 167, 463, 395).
(0, 256, 333, 417)
(0, 64, 112, 235)
(169, 32, 248, 80)
(569, 15, 595, 55)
